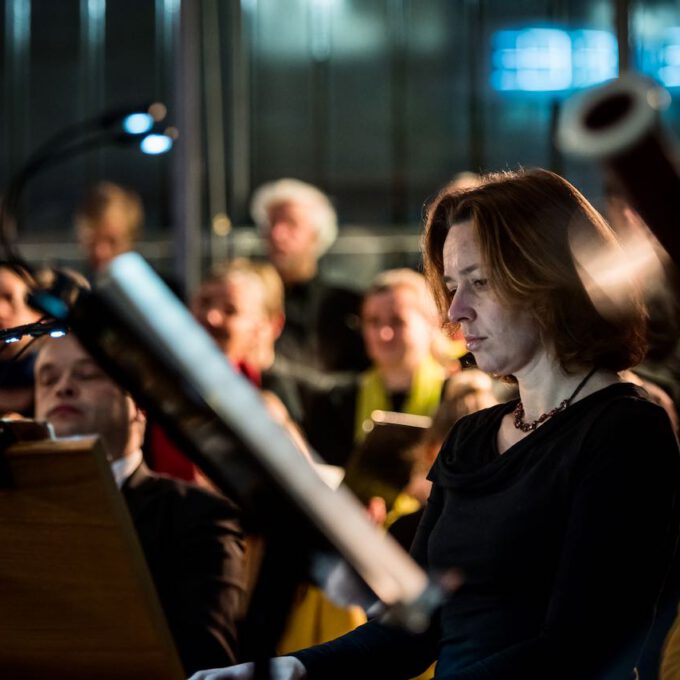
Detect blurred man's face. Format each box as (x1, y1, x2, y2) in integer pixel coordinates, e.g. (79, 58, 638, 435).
(265, 200, 319, 282)
(191, 273, 267, 364)
(78, 205, 135, 272)
(0, 268, 41, 356)
(34, 336, 137, 461)
(361, 286, 433, 371)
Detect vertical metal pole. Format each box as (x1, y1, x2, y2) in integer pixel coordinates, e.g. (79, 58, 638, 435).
(388, 0, 408, 224)
(309, 0, 332, 192)
(202, 0, 230, 268)
(172, 0, 203, 298)
(4, 0, 32, 175)
(465, 0, 484, 173)
(79, 0, 106, 177)
(229, 2, 252, 226)
(615, 0, 631, 73)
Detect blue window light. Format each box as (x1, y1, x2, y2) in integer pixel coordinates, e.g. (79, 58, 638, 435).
(491, 27, 618, 94)
(640, 27, 680, 88)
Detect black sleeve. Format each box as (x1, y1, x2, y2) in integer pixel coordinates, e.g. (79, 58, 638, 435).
(439, 401, 680, 680)
(291, 479, 445, 679)
(168, 489, 248, 675)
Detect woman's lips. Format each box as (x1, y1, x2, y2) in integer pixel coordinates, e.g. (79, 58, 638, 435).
(465, 336, 485, 352)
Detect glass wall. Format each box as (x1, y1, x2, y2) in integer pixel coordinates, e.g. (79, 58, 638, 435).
(2, 0, 680, 283)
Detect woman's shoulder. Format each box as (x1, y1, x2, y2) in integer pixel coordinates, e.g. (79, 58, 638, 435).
(578, 381, 672, 425)
(571, 382, 679, 470)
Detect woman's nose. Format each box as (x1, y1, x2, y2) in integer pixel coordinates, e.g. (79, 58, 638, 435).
(448, 289, 475, 324)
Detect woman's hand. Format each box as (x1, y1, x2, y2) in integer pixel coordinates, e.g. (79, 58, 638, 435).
(188, 656, 307, 680)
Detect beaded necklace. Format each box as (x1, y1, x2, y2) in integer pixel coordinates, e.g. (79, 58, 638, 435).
(513, 367, 598, 433)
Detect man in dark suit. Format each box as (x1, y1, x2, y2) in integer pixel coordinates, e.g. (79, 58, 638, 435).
(33, 334, 247, 675)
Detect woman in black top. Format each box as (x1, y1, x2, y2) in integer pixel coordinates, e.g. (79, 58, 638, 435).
(191, 169, 680, 680)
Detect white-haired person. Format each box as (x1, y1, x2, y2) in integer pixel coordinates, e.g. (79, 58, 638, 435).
(250, 178, 367, 373)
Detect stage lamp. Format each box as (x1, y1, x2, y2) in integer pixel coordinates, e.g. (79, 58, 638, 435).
(0, 319, 69, 344)
(0, 102, 176, 269)
(123, 113, 155, 135)
(140, 126, 177, 155)
(121, 102, 168, 136)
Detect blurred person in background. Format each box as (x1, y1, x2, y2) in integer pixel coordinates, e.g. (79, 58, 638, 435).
(75, 181, 143, 274)
(0, 264, 42, 415)
(604, 179, 680, 415)
(250, 178, 367, 373)
(34, 334, 247, 675)
(304, 268, 447, 469)
(191, 259, 308, 425)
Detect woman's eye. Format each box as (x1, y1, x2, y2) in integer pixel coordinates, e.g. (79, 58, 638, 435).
(472, 278, 488, 289)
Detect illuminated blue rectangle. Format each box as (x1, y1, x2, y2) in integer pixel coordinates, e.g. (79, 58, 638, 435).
(491, 27, 618, 93)
(639, 27, 680, 88)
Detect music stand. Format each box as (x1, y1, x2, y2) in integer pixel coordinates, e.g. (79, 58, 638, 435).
(0, 427, 184, 679)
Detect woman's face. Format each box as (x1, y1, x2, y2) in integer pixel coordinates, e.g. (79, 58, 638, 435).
(442, 220, 543, 377)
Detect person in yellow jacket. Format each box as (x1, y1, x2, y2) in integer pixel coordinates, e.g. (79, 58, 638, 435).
(305, 268, 456, 470)
(662, 605, 680, 680)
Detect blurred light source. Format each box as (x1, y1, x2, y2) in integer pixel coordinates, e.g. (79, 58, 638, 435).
(639, 27, 680, 88)
(571, 30, 618, 88)
(123, 112, 155, 135)
(491, 27, 617, 94)
(140, 133, 173, 155)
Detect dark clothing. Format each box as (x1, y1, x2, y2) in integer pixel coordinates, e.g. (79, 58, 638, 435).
(293, 383, 680, 679)
(0, 351, 37, 416)
(261, 356, 310, 426)
(122, 463, 247, 675)
(388, 507, 425, 552)
(277, 275, 368, 374)
(0, 351, 36, 388)
(303, 374, 358, 467)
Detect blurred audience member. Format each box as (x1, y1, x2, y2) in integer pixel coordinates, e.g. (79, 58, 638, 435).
(35, 334, 247, 675)
(661, 606, 680, 680)
(191, 259, 308, 424)
(75, 181, 143, 273)
(604, 180, 680, 412)
(0, 265, 42, 415)
(192, 260, 269, 370)
(448, 171, 482, 191)
(250, 178, 367, 373)
(305, 268, 446, 468)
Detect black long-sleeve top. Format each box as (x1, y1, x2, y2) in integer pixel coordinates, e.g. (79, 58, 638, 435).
(294, 383, 680, 679)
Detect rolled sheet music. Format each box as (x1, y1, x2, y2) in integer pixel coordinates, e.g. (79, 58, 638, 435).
(60, 253, 442, 633)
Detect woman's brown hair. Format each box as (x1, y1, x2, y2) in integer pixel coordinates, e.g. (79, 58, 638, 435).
(422, 168, 647, 373)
